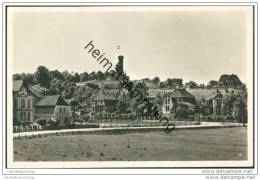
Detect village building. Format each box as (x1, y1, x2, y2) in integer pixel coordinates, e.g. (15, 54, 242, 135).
(162, 88, 197, 115)
(13, 80, 45, 126)
(34, 95, 71, 126)
(90, 87, 129, 117)
(202, 92, 224, 116)
(92, 90, 118, 115)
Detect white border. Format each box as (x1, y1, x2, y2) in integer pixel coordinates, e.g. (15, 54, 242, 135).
(1, 1, 258, 176)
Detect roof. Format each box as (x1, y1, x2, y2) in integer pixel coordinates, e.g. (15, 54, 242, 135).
(169, 88, 195, 99)
(29, 84, 46, 98)
(13, 80, 46, 98)
(30, 84, 47, 93)
(148, 89, 172, 97)
(35, 95, 69, 107)
(204, 93, 223, 101)
(13, 80, 24, 92)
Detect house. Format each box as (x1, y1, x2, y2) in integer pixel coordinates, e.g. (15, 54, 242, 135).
(13, 80, 44, 126)
(34, 95, 71, 126)
(91, 90, 119, 115)
(90, 87, 130, 116)
(202, 91, 224, 116)
(162, 88, 197, 115)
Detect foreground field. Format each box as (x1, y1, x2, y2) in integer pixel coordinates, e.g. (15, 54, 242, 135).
(13, 127, 247, 161)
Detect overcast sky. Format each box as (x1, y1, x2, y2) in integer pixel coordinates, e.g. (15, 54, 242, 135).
(10, 6, 252, 84)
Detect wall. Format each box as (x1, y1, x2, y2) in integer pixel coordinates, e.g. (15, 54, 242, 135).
(17, 91, 34, 124)
(162, 95, 172, 115)
(54, 105, 71, 125)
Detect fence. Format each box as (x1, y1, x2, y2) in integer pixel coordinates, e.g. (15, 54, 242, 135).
(14, 113, 239, 133)
(199, 115, 238, 123)
(14, 126, 167, 139)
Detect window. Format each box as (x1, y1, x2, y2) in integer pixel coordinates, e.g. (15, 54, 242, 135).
(23, 112, 26, 121)
(20, 112, 23, 121)
(166, 105, 170, 112)
(28, 99, 31, 109)
(165, 97, 170, 104)
(21, 99, 25, 108)
(60, 107, 62, 113)
(27, 112, 30, 121)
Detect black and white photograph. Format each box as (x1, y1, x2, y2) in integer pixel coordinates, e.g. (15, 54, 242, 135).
(1, 1, 258, 177)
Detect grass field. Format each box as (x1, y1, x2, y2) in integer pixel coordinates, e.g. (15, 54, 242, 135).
(13, 127, 247, 161)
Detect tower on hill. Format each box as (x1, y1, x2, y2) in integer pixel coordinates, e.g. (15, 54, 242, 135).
(116, 55, 124, 74)
(115, 45, 124, 75)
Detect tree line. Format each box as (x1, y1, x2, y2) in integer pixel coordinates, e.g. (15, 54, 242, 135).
(13, 66, 111, 88)
(13, 66, 245, 99)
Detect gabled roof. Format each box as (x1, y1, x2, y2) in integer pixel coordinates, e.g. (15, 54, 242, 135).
(169, 88, 195, 99)
(30, 84, 47, 93)
(13, 80, 46, 98)
(29, 84, 47, 98)
(13, 80, 24, 92)
(35, 95, 69, 107)
(204, 93, 223, 101)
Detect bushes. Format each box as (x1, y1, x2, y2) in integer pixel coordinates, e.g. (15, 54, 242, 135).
(44, 123, 99, 130)
(175, 102, 196, 119)
(74, 123, 99, 129)
(86, 83, 99, 89)
(201, 115, 235, 122)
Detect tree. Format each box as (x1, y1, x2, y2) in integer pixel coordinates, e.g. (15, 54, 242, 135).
(89, 71, 96, 80)
(170, 100, 178, 114)
(165, 78, 183, 88)
(207, 80, 218, 88)
(35, 66, 51, 88)
(13, 74, 22, 80)
(166, 78, 172, 86)
(186, 81, 198, 89)
(62, 70, 74, 82)
(50, 70, 64, 80)
(63, 82, 76, 99)
(116, 100, 128, 114)
(175, 102, 196, 119)
(159, 81, 166, 88)
(104, 71, 110, 79)
(129, 98, 138, 114)
(50, 78, 64, 94)
(73, 72, 80, 82)
(80, 72, 89, 82)
(129, 82, 148, 98)
(152, 77, 160, 85)
(232, 95, 247, 124)
(70, 100, 79, 124)
(96, 71, 105, 80)
(172, 78, 183, 87)
(154, 93, 163, 107)
(23, 73, 35, 85)
(218, 74, 243, 88)
(62, 70, 69, 81)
